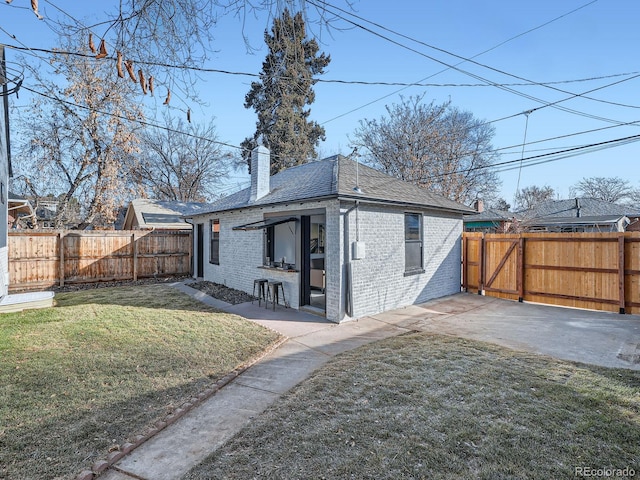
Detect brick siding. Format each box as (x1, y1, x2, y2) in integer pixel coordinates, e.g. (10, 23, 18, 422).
(192, 200, 462, 323)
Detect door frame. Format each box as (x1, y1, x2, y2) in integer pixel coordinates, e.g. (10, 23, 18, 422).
(196, 223, 204, 278)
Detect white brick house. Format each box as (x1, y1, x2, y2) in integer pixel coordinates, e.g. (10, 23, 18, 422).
(185, 146, 474, 323)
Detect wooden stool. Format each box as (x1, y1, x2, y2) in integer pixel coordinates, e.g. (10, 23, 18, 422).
(252, 278, 269, 306)
(266, 280, 286, 310)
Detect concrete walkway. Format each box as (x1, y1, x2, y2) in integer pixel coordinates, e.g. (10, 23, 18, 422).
(94, 286, 640, 480)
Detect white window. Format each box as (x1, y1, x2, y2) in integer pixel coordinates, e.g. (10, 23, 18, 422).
(210, 219, 219, 264)
(404, 213, 423, 274)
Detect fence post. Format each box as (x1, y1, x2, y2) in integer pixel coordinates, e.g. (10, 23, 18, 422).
(518, 236, 524, 302)
(618, 234, 625, 314)
(478, 234, 485, 295)
(462, 234, 467, 292)
(132, 233, 138, 281)
(58, 231, 65, 287)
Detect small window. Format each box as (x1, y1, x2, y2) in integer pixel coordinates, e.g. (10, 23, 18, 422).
(405, 213, 423, 274)
(210, 219, 220, 264)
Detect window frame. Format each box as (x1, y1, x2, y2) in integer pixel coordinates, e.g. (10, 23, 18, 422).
(404, 212, 424, 276)
(209, 218, 220, 265)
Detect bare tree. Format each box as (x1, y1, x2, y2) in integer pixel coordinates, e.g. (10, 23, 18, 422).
(12, 37, 143, 229)
(514, 185, 555, 211)
(351, 95, 501, 206)
(41, 1, 352, 103)
(570, 176, 633, 203)
(138, 115, 231, 202)
(491, 198, 511, 211)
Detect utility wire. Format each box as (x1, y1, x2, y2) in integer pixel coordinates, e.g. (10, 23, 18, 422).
(5, 1, 638, 184)
(19, 84, 244, 152)
(5, 44, 637, 92)
(514, 111, 531, 200)
(308, 0, 633, 126)
(317, 0, 603, 125)
(430, 134, 640, 178)
(492, 119, 640, 154)
(17, 75, 640, 172)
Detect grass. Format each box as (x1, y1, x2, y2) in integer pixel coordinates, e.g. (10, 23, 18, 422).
(184, 333, 640, 480)
(0, 285, 282, 480)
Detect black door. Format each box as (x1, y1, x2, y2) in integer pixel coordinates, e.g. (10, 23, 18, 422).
(300, 216, 311, 305)
(196, 223, 204, 277)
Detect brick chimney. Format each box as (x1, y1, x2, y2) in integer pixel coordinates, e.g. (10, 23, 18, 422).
(250, 145, 270, 202)
(474, 199, 484, 213)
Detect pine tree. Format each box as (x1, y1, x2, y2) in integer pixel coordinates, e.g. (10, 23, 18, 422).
(242, 9, 330, 174)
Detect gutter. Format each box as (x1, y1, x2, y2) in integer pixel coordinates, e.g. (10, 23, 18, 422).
(337, 195, 475, 216)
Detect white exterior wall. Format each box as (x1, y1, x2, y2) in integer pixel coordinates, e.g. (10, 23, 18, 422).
(0, 79, 9, 298)
(193, 199, 462, 323)
(345, 202, 462, 320)
(194, 199, 341, 320)
(324, 201, 342, 322)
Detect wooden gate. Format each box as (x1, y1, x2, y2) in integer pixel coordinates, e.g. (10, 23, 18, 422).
(482, 236, 521, 301)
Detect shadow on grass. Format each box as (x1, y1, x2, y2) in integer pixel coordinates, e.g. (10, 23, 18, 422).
(182, 333, 640, 480)
(0, 283, 283, 480)
(53, 284, 224, 313)
(1, 374, 220, 480)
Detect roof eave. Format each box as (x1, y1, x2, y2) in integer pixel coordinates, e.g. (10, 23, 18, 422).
(182, 193, 340, 218)
(337, 194, 474, 215)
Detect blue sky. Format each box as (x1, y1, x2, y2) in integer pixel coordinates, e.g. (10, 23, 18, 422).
(2, 0, 639, 206)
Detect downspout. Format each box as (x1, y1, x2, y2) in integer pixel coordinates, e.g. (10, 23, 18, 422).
(342, 201, 359, 319)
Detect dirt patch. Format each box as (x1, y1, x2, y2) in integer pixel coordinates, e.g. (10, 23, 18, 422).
(48, 275, 191, 293)
(186, 281, 255, 305)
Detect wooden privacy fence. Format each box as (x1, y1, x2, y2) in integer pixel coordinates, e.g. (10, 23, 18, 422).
(8, 230, 192, 292)
(462, 232, 640, 315)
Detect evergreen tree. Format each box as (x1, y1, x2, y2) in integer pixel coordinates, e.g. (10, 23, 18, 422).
(242, 9, 330, 174)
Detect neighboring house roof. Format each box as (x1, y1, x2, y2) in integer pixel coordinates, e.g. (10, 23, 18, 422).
(123, 199, 211, 230)
(8, 192, 36, 227)
(189, 156, 474, 217)
(516, 198, 640, 232)
(528, 215, 628, 227)
(519, 197, 640, 220)
(463, 208, 516, 222)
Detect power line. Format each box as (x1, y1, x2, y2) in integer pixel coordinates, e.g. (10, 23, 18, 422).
(309, 0, 635, 126)
(6, 44, 638, 91)
(6, 1, 639, 186)
(492, 119, 640, 154)
(16, 79, 640, 199)
(432, 134, 640, 179)
(19, 84, 244, 152)
(315, 0, 603, 124)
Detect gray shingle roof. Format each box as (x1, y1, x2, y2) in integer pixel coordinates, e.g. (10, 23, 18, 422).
(463, 208, 517, 222)
(127, 199, 211, 229)
(520, 198, 640, 221)
(191, 155, 474, 216)
(529, 215, 627, 226)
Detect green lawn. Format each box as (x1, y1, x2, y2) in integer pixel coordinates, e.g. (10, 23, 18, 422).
(0, 285, 282, 480)
(184, 332, 640, 480)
